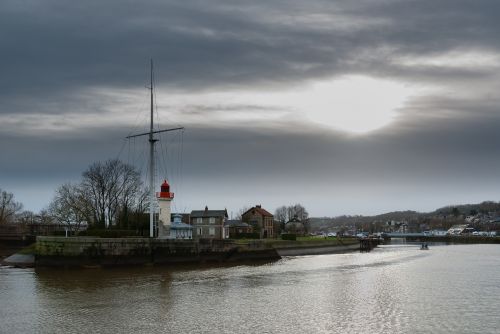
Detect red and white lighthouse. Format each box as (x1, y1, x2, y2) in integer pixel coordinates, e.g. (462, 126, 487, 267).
(157, 180, 174, 238)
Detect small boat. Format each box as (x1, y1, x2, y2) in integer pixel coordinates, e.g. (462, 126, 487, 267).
(420, 243, 429, 250)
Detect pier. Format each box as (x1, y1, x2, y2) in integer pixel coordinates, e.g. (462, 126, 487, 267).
(359, 237, 381, 252)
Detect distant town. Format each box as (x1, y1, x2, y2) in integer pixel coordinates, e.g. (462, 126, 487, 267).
(1, 160, 499, 241)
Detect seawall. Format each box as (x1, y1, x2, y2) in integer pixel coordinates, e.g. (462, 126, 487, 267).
(35, 237, 367, 268)
(274, 242, 360, 256)
(35, 236, 280, 267)
(403, 236, 500, 244)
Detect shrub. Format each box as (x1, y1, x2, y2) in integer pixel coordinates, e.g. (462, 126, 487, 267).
(232, 232, 260, 239)
(77, 229, 141, 238)
(281, 233, 297, 241)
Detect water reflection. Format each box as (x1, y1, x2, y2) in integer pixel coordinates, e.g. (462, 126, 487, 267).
(1, 244, 500, 333)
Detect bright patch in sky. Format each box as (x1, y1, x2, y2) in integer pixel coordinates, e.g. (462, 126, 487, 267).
(284, 76, 414, 133)
(159, 75, 416, 134)
(0, 76, 416, 136)
(395, 50, 500, 69)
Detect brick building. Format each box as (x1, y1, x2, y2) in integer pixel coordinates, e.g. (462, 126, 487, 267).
(241, 205, 275, 238)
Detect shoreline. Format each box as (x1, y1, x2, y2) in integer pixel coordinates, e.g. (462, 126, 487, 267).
(2, 237, 362, 268)
(4, 236, 499, 269)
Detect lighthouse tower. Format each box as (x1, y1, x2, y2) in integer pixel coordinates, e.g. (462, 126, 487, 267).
(157, 180, 174, 238)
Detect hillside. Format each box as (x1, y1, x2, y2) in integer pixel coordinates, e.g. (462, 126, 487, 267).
(431, 201, 500, 216)
(310, 201, 500, 232)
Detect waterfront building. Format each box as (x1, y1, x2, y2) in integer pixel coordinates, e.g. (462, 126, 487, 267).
(169, 213, 193, 239)
(430, 229, 448, 236)
(225, 220, 253, 238)
(157, 180, 174, 238)
(447, 224, 474, 235)
(241, 205, 275, 238)
(190, 207, 229, 239)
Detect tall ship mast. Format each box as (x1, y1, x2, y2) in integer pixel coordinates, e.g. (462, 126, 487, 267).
(126, 60, 184, 237)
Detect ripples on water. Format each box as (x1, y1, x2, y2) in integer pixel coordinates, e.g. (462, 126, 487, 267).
(1, 244, 500, 334)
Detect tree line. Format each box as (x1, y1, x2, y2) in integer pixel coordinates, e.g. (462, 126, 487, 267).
(2, 159, 149, 232)
(0, 188, 23, 224)
(274, 204, 309, 223)
(274, 203, 310, 234)
(49, 159, 149, 231)
(5, 160, 314, 236)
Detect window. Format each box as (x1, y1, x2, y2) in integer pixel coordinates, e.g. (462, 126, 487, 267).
(196, 217, 202, 224)
(209, 217, 215, 224)
(197, 227, 203, 236)
(209, 227, 215, 236)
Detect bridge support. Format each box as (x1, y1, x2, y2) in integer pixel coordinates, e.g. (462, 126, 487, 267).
(359, 238, 380, 252)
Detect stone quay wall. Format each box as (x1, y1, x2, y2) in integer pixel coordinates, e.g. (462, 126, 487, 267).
(35, 236, 280, 267)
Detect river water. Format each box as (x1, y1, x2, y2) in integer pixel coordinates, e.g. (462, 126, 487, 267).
(1, 243, 499, 334)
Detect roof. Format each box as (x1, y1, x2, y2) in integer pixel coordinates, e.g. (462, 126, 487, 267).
(448, 224, 469, 230)
(190, 209, 228, 218)
(225, 220, 251, 227)
(170, 222, 193, 230)
(242, 206, 274, 217)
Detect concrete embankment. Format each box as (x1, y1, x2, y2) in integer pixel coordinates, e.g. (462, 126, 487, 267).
(35, 236, 281, 267)
(0, 240, 33, 261)
(1, 253, 35, 268)
(404, 236, 500, 244)
(274, 242, 360, 256)
(33, 237, 364, 268)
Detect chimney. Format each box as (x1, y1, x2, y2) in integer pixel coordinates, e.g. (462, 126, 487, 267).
(205, 205, 208, 212)
(256, 204, 261, 208)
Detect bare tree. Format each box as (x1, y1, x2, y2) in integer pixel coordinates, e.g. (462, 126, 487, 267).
(0, 189, 23, 224)
(81, 159, 142, 228)
(133, 187, 150, 214)
(49, 183, 92, 233)
(275, 204, 309, 234)
(235, 206, 251, 220)
(275, 203, 309, 222)
(38, 209, 54, 224)
(16, 210, 34, 224)
(290, 203, 309, 221)
(109, 160, 142, 228)
(127, 186, 149, 233)
(274, 206, 288, 223)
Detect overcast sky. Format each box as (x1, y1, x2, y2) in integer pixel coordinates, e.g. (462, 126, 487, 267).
(1, 0, 500, 217)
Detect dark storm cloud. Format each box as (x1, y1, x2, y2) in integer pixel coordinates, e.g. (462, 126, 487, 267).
(2, 0, 500, 113)
(4, 106, 500, 214)
(179, 104, 290, 115)
(2, 0, 500, 214)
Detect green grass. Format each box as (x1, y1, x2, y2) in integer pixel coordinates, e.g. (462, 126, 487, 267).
(233, 236, 358, 247)
(18, 243, 37, 255)
(296, 236, 336, 241)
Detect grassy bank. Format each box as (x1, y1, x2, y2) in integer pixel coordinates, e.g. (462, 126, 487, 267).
(234, 237, 358, 248)
(18, 243, 37, 255)
(407, 236, 500, 244)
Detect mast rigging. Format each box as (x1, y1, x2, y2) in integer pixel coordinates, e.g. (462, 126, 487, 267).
(126, 59, 184, 237)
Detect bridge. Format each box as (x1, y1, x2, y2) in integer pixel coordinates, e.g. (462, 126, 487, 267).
(386, 232, 426, 238)
(0, 223, 71, 242)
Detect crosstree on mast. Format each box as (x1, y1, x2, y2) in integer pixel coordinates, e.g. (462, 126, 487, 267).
(126, 59, 184, 238)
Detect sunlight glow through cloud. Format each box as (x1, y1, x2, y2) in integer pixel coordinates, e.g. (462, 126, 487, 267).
(161, 76, 417, 134)
(394, 50, 500, 69)
(284, 76, 414, 133)
(0, 76, 418, 136)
